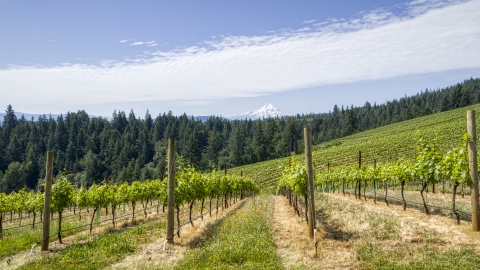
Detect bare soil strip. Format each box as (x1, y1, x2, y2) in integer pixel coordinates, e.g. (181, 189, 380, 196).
(273, 192, 480, 269)
(106, 198, 248, 270)
(328, 192, 480, 248)
(272, 195, 330, 270)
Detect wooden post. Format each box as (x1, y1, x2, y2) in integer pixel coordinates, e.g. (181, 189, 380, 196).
(41, 151, 53, 251)
(224, 163, 227, 176)
(374, 159, 377, 204)
(167, 138, 175, 243)
(467, 111, 480, 231)
(358, 151, 362, 200)
(105, 172, 109, 185)
(304, 126, 315, 239)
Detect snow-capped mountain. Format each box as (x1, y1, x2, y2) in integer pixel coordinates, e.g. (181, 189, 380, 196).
(228, 103, 289, 120)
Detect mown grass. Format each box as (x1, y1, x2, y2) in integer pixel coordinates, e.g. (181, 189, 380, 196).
(0, 200, 165, 261)
(19, 219, 165, 270)
(0, 217, 87, 259)
(177, 195, 282, 270)
(357, 244, 480, 270)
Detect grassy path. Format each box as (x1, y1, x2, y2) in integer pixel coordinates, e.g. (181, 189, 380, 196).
(176, 194, 282, 270)
(8, 196, 249, 270)
(18, 217, 165, 270)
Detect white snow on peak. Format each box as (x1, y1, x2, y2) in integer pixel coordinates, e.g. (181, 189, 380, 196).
(229, 103, 289, 120)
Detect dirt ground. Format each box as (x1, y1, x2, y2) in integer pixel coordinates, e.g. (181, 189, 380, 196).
(272, 192, 480, 269)
(106, 198, 248, 270)
(329, 192, 480, 248)
(272, 195, 356, 269)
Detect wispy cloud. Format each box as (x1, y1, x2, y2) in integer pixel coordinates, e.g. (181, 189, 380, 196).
(1, 0, 479, 108)
(124, 40, 157, 46)
(303, 19, 316, 24)
(119, 39, 129, 43)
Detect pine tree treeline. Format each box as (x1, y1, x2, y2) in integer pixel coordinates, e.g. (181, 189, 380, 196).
(0, 78, 478, 191)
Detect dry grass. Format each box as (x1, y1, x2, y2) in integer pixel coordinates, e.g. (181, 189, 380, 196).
(272, 191, 480, 269)
(272, 195, 331, 269)
(106, 198, 248, 270)
(328, 192, 480, 246)
(319, 193, 480, 268)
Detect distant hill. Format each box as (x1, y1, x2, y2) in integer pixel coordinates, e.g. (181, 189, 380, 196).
(0, 112, 61, 122)
(195, 116, 215, 122)
(0, 111, 110, 123)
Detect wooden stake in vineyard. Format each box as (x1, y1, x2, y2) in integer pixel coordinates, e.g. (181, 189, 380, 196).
(467, 110, 480, 231)
(167, 138, 175, 243)
(224, 163, 228, 208)
(41, 151, 53, 251)
(304, 126, 316, 239)
(358, 151, 362, 200)
(374, 159, 377, 204)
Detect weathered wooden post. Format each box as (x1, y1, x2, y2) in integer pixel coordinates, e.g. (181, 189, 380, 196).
(224, 163, 228, 208)
(304, 126, 315, 238)
(374, 159, 377, 204)
(41, 151, 53, 251)
(167, 138, 175, 243)
(358, 151, 362, 200)
(467, 111, 480, 231)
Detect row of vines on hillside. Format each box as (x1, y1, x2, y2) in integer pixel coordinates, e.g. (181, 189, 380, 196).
(277, 133, 472, 224)
(0, 168, 259, 239)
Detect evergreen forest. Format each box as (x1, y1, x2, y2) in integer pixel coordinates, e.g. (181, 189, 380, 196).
(0, 78, 479, 191)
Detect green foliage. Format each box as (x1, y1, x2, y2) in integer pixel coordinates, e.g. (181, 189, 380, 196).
(24, 190, 43, 215)
(314, 134, 470, 191)
(414, 132, 442, 184)
(440, 135, 470, 185)
(2, 161, 26, 191)
(277, 157, 307, 196)
(51, 174, 75, 213)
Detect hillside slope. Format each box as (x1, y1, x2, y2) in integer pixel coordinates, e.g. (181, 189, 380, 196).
(231, 103, 480, 188)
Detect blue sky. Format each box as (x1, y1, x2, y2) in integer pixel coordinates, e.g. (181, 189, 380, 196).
(1, 0, 479, 118)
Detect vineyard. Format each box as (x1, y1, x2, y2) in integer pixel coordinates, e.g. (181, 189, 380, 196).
(277, 133, 471, 222)
(232, 103, 480, 188)
(3, 105, 480, 269)
(0, 164, 259, 267)
(270, 108, 480, 268)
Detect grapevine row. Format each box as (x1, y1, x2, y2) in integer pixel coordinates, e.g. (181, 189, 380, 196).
(0, 167, 259, 239)
(277, 133, 472, 223)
